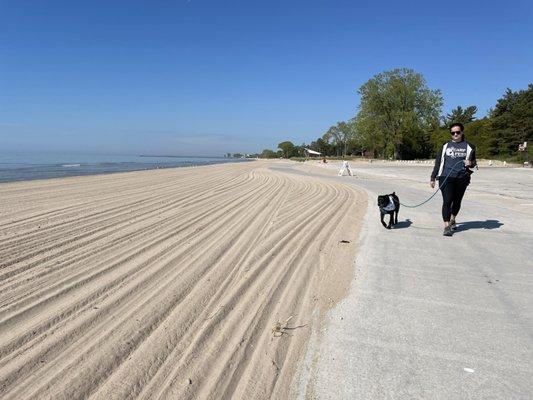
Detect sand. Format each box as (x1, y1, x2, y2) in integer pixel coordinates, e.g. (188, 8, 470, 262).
(0, 160, 365, 400)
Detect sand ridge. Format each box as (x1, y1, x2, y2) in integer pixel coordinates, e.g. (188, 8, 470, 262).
(0, 161, 365, 399)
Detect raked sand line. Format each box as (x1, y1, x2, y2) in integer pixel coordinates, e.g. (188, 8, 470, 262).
(0, 161, 366, 400)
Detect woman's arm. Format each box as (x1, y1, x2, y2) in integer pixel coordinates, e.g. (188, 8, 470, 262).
(465, 143, 477, 168)
(430, 148, 442, 182)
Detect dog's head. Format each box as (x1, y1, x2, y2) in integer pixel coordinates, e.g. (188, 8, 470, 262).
(377, 194, 390, 208)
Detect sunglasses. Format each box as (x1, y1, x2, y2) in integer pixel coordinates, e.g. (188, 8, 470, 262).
(450, 131, 462, 135)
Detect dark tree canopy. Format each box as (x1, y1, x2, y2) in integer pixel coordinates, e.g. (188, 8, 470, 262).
(444, 106, 478, 127)
(490, 84, 533, 154)
(277, 141, 296, 158)
(259, 149, 276, 158)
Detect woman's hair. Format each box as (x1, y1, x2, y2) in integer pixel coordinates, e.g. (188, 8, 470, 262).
(449, 122, 464, 132)
(450, 122, 465, 141)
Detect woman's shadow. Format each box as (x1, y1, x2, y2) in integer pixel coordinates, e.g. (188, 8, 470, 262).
(456, 220, 503, 231)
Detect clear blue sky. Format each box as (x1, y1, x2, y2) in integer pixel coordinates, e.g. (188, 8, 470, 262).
(1, 0, 532, 156)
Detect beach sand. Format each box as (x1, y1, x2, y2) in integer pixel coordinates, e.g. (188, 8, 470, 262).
(0, 160, 365, 399)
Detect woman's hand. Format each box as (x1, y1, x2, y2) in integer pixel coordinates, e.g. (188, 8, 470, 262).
(430, 180, 435, 188)
(464, 160, 472, 167)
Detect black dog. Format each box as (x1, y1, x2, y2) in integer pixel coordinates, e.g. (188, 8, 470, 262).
(377, 192, 400, 229)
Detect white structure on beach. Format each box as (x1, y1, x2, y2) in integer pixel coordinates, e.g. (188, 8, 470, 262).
(304, 148, 322, 161)
(338, 160, 354, 176)
(304, 148, 321, 157)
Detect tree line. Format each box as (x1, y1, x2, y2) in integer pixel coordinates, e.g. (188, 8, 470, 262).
(251, 69, 532, 160)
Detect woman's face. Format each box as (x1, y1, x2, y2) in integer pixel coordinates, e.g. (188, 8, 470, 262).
(450, 127, 463, 142)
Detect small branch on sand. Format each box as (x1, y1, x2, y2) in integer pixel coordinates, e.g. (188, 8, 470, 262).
(271, 316, 308, 337)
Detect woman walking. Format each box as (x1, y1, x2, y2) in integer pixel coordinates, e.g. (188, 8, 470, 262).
(430, 123, 477, 236)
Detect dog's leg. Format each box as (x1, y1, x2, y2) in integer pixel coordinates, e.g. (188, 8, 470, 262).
(387, 214, 393, 229)
(395, 205, 400, 225)
(380, 213, 387, 228)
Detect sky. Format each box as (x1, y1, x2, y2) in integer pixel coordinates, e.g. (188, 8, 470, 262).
(1, 0, 532, 156)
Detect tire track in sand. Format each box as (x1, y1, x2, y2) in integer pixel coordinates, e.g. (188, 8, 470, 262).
(0, 161, 366, 400)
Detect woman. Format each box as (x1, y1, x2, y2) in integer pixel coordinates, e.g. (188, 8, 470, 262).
(430, 123, 477, 236)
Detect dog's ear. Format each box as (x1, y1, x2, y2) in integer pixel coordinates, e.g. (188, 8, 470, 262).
(392, 191, 395, 195)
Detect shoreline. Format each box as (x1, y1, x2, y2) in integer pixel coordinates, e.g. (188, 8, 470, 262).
(0, 158, 254, 185)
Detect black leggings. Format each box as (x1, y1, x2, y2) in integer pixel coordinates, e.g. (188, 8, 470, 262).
(439, 177, 470, 222)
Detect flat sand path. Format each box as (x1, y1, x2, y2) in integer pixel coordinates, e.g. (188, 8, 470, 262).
(0, 160, 365, 399)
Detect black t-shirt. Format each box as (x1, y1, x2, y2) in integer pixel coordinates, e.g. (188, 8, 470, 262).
(442, 140, 468, 178)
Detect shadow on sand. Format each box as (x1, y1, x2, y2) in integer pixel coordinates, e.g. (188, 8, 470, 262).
(456, 220, 504, 231)
(394, 219, 412, 229)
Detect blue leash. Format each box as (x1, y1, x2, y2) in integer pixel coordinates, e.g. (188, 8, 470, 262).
(399, 160, 466, 208)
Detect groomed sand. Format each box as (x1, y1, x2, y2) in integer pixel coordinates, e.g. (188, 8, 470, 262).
(0, 160, 365, 400)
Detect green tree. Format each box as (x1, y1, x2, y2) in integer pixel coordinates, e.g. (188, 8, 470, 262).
(444, 105, 478, 127)
(260, 149, 277, 158)
(321, 131, 337, 155)
(356, 68, 443, 159)
(428, 126, 449, 155)
(277, 141, 296, 158)
(490, 84, 533, 154)
(294, 143, 307, 157)
(429, 118, 496, 158)
(309, 137, 334, 156)
(464, 118, 497, 157)
(324, 120, 357, 156)
(346, 118, 363, 155)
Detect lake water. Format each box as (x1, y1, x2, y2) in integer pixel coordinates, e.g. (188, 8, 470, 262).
(0, 152, 250, 183)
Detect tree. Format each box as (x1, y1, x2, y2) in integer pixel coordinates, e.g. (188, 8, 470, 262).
(277, 141, 296, 158)
(260, 149, 277, 158)
(356, 68, 443, 159)
(429, 118, 496, 159)
(294, 143, 307, 157)
(464, 118, 497, 157)
(444, 106, 478, 127)
(309, 137, 334, 156)
(490, 84, 533, 154)
(321, 131, 336, 155)
(324, 120, 357, 156)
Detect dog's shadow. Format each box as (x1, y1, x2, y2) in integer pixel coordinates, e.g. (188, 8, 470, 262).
(394, 219, 412, 229)
(456, 220, 503, 231)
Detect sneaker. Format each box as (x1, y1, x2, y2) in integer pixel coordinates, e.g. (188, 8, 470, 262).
(443, 226, 453, 236)
(449, 220, 457, 230)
